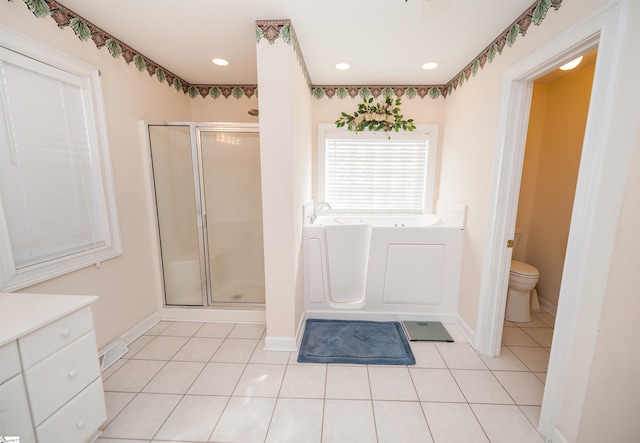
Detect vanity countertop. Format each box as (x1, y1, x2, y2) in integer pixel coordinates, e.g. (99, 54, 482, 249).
(0, 293, 98, 346)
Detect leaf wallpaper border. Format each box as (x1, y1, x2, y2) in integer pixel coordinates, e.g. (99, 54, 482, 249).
(9, 0, 562, 100)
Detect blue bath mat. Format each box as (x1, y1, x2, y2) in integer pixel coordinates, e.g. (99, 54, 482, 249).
(297, 319, 415, 365)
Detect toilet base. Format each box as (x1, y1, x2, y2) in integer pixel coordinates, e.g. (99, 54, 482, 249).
(505, 287, 531, 322)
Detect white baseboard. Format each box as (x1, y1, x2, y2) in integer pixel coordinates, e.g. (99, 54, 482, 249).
(264, 336, 297, 352)
(264, 314, 307, 352)
(538, 297, 558, 316)
(550, 427, 569, 443)
(454, 315, 476, 344)
(98, 311, 160, 371)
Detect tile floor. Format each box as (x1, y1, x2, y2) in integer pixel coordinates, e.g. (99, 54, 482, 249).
(97, 311, 555, 443)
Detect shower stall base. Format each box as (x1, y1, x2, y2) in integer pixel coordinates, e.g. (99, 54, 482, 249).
(212, 280, 265, 304)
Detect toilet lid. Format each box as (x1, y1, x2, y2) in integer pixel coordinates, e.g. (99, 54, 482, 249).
(510, 260, 539, 277)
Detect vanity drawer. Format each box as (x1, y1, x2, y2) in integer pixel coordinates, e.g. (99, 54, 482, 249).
(19, 306, 94, 369)
(36, 377, 107, 443)
(0, 341, 21, 383)
(0, 374, 36, 443)
(24, 330, 101, 425)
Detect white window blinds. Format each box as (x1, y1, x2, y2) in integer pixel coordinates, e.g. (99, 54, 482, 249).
(323, 133, 429, 214)
(0, 30, 121, 291)
(0, 57, 106, 268)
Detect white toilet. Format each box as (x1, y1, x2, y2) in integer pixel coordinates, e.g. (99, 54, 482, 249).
(505, 229, 540, 322)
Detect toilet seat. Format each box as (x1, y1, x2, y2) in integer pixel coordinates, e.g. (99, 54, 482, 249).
(510, 260, 539, 278)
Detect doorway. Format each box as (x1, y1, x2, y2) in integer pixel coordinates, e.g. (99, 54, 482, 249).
(475, 3, 627, 439)
(147, 123, 265, 307)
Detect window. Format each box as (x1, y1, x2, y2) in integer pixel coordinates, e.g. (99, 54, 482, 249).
(0, 27, 121, 291)
(318, 124, 438, 214)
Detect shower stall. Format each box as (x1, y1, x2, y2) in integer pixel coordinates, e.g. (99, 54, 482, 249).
(147, 123, 265, 307)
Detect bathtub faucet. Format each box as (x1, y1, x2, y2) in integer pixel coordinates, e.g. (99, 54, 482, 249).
(311, 202, 332, 224)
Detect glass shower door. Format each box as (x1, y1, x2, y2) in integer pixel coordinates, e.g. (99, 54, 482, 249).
(148, 125, 205, 306)
(200, 130, 265, 304)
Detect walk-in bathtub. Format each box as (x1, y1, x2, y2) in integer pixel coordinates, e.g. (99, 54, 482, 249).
(303, 208, 465, 322)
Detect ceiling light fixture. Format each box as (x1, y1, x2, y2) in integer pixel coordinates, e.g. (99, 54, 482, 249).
(559, 56, 583, 71)
(422, 62, 439, 70)
(335, 62, 350, 71)
(212, 58, 230, 66)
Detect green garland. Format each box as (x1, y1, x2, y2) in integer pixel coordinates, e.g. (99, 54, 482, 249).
(335, 97, 415, 133)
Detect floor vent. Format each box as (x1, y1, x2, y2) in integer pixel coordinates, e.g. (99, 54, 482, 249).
(99, 340, 128, 371)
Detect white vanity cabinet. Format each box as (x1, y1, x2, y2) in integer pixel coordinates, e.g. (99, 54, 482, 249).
(0, 293, 107, 443)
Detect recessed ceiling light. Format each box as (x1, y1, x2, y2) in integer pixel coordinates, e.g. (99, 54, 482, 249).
(559, 56, 583, 71)
(212, 58, 230, 66)
(335, 62, 350, 71)
(422, 62, 439, 70)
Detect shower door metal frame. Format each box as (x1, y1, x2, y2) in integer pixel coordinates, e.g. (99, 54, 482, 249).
(148, 122, 261, 308)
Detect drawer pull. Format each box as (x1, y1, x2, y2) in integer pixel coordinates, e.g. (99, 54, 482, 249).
(76, 419, 85, 429)
(61, 328, 71, 337)
(67, 369, 78, 379)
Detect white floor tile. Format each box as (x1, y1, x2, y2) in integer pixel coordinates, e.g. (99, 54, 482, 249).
(102, 391, 135, 428)
(210, 396, 276, 442)
(210, 338, 258, 363)
(521, 328, 554, 347)
(171, 337, 223, 362)
(501, 327, 539, 347)
(145, 321, 173, 336)
(265, 398, 323, 443)
(279, 364, 326, 398)
(493, 371, 545, 405)
(233, 364, 285, 397)
(121, 335, 154, 359)
(250, 340, 291, 364)
(101, 359, 126, 381)
(435, 342, 487, 370)
(534, 372, 547, 384)
(512, 317, 548, 328)
(96, 439, 148, 443)
(103, 359, 166, 392)
(142, 361, 205, 394)
(422, 402, 489, 443)
(325, 365, 371, 399)
(410, 342, 447, 368)
(471, 404, 545, 443)
(194, 322, 235, 338)
(373, 401, 433, 443)
(368, 366, 418, 401)
(442, 324, 468, 342)
(228, 323, 266, 339)
(509, 346, 550, 373)
(188, 362, 245, 396)
(323, 399, 377, 443)
(101, 393, 181, 439)
(531, 311, 556, 327)
(519, 405, 542, 428)
(160, 321, 204, 337)
(154, 395, 227, 441)
(451, 370, 513, 404)
(481, 346, 529, 371)
(410, 368, 466, 403)
(134, 336, 189, 360)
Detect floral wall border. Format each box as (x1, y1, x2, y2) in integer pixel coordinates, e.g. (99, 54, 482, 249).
(10, 0, 561, 101)
(256, 19, 313, 91)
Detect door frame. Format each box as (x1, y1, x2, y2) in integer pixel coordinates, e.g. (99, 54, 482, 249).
(474, 1, 628, 439)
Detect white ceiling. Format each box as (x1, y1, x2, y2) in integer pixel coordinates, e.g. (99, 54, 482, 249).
(59, 0, 538, 86)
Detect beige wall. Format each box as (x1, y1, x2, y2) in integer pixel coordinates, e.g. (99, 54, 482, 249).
(437, 0, 608, 332)
(1, 1, 192, 349)
(517, 64, 595, 309)
(256, 39, 313, 343)
(576, 122, 640, 442)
